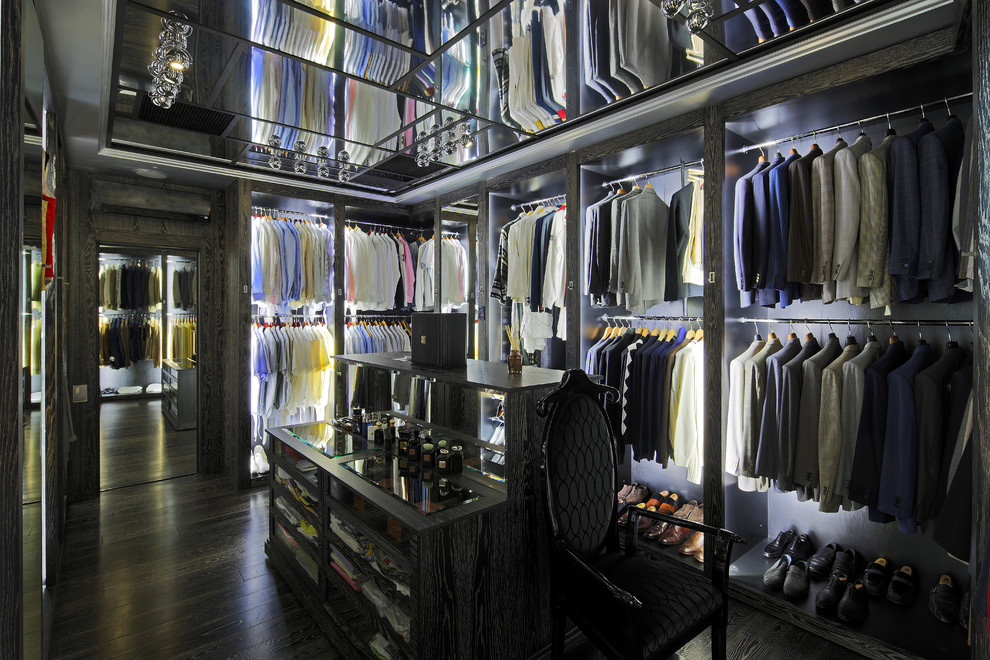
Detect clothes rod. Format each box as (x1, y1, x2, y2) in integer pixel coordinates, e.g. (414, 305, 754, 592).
(346, 219, 431, 233)
(603, 314, 703, 322)
(734, 92, 973, 155)
(511, 194, 565, 211)
(601, 159, 704, 188)
(737, 317, 974, 327)
(251, 206, 331, 219)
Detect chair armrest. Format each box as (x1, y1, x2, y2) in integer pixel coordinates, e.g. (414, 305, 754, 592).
(556, 541, 644, 609)
(628, 507, 746, 545)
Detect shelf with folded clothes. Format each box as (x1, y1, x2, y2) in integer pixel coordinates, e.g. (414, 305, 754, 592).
(728, 538, 969, 660)
(324, 493, 414, 573)
(272, 477, 321, 533)
(272, 495, 321, 563)
(271, 518, 320, 585)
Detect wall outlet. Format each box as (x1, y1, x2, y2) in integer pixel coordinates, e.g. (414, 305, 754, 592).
(72, 384, 87, 403)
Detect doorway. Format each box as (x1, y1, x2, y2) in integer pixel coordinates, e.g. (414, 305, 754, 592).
(98, 246, 200, 490)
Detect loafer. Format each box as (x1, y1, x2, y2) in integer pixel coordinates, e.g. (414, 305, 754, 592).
(816, 574, 848, 611)
(809, 543, 841, 578)
(658, 491, 681, 515)
(658, 501, 699, 545)
(784, 533, 814, 562)
(636, 499, 663, 532)
(862, 558, 891, 597)
(886, 565, 917, 606)
(929, 574, 958, 623)
(783, 560, 811, 599)
(680, 530, 704, 556)
(763, 529, 795, 558)
(837, 581, 869, 622)
(960, 591, 970, 629)
(831, 548, 859, 579)
(764, 555, 792, 590)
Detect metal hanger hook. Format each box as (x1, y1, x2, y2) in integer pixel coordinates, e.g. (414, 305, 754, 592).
(918, 319, 923, 340)
(886, 113, 892, 129)
(920, 103, 926, 119)
(946, 320, 952, 342)
(827, 319, 835, 335)
(944, 97, 951, 116)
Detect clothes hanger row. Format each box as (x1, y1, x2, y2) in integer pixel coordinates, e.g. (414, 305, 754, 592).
(737, 91, 973, 157)
(601, 314, 705, 341)
(511, 194, 566, 212)
(601, 158, 705, 190)
(251, 206, 331, 222)
(737, 317, 971, 346)
(345, 219, 431, 234)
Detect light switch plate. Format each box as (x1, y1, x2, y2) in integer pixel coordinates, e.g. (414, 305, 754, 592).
(72, 384, 87, 403)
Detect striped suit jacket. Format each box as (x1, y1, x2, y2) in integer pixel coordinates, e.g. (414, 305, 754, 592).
(810, 139, 847, 302)
(832, 134, 872, 302)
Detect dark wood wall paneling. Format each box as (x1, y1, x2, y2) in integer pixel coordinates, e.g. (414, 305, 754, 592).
(223, 179, 252, 488)
(0, 0, 23, 655)
(64, 174, 229, 500)
(971, 1, 988, 652)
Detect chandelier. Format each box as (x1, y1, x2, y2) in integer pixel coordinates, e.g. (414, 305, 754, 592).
(416, 118, 473, 168)
(264, 135, 353, 182)
(148, 11, 193, 108)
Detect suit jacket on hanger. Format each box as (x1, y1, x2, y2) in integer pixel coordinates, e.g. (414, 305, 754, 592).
(818, 342, 863, 513)
(877, 343, 936, 532)
(835, 340, 882, 508)
(767, 152, 802, 305)
(753, 155, 785, 307)
(810, 139, 848, 302)
(889, 118, 935, 303)
(832, 133, 872, 302)
(726, 338, 769, 492)
(792, 335, 842, 490)
(777, 336, 821, 489)
(755, 337, 802, 480)
(734, 160, 771, 307)
(741, 337, 783, 477)
(856, 133, 897, 310)
(933, 393, 973, 561)
(786, 144, 823, 285)
(930, 361, 972, 523)
(913, 344, 965, 529)
(917, 116, 966, 303)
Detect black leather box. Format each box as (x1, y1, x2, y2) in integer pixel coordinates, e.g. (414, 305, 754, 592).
(411, 313, 466, 368)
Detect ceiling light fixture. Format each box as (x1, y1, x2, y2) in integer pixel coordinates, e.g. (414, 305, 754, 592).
(416, 119, 475, 168)
(149, 11, 192, 108)
(686, 0, 713, 33)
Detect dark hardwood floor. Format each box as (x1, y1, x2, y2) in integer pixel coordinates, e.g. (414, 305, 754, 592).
(24, 409, 41, 659)
(100, 399, 197, 490)
(24, 408, 41, 504)
(48, 472, 865, 659)
(50, 475, 337, 659)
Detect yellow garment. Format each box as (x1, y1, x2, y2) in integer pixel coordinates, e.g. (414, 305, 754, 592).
(30, 318, 42, 375)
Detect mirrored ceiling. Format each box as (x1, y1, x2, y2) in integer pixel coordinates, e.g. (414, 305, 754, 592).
(109, 0, 921, 194)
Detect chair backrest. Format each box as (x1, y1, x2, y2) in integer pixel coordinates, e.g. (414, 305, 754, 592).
(537, 370, 619, 558)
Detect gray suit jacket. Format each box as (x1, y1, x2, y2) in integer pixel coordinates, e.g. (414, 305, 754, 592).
(778, 336, 821, 489)
(810, 139, 847, 302)
(819, 343, 863, 512)
(741, 338, 782, 477)
(857, 134, 896, 309)
(837, 340, 882, 508)
(832, 134, 872, 302)
(793, 336, 842, 489)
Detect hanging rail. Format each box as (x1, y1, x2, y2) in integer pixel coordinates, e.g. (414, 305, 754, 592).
(345, 218, 432, 234)
(601, 159, 704, 188)
(346, 313, 412, 320)
(511, 194, 566, 211)
(737, 317, 973, 326)
(252, 206, 331, 221)
(603, 314, 703, 323)
(734, 92, 973, 155)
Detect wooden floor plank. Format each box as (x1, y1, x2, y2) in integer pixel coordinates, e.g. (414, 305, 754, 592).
(99, 399, 196, 491)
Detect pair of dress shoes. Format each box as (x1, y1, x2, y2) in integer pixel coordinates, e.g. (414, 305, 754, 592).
(763, 554, 811, 598)
(815, 575, 869, 622)
(930, 574, 968, 627)
(641, 500, 705, 562)
(632, 491, 682, 532)
(763, 529, 814, 562)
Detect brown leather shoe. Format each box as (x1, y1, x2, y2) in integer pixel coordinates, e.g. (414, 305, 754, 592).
(659, 500, 698, 545)
(617, 486, 652, 526)
(694, 545, 705, 563)
(636, 499, 663, 532)
(644, 520, 668, 539)
(680, 530, 705, 556)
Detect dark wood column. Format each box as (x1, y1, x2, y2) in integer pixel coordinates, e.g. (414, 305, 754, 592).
(0, 0, 24, 655)
(971, 1, 989, 654)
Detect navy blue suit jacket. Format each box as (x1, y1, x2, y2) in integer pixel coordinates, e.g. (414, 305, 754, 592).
(753, 155, 784, 306)
(733, 160, 770, 306)
(889, 119, 935, 302)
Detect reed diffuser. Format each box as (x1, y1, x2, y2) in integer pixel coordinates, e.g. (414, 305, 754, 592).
(504, 324, 523, 374)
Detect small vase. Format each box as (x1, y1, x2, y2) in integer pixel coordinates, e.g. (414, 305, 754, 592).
(507, 350, 523, 375)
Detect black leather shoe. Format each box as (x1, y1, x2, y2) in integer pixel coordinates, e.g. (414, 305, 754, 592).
(785, 533, 814, 562)
(831, 548, 859, 579)
(929, 575, 958, 623)
(764, 554, 792, 590)
(886, 565, 917, 605)
(816, 574, 848, 611)
(783, 560, 811, 599)
(837, 581, 869, 622)
(809, 542, 841, 578)
(764, 529, 795, 559)
(862, 558, 891, 597)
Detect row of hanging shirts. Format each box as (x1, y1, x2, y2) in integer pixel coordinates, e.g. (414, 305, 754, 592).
(343, 224, 424, 312)
(168, 317, 197, 363)
(251, 211, 334, 313)
(725, 319, 973, 561)
(415, 234, 469, 312)
(99, 315, 162, 370)
(491, 196, 567, 352)
(99, 261, 163, 311)
(493, 0, 566, 134)
(584, 164, 704, 312)
(250, 318, 335, 420)
(344, 318, 412, 355)
(733, 101, 975, 311)
(585, 317, 705, 484)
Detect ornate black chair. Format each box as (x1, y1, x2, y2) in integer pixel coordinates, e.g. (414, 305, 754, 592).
(537, 370, 744, 660)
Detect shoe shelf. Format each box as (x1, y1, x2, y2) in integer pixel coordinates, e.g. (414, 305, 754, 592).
(265, 353, 569, 659)
(729, 541, 968, 660)
(619, 533, 705, 573)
